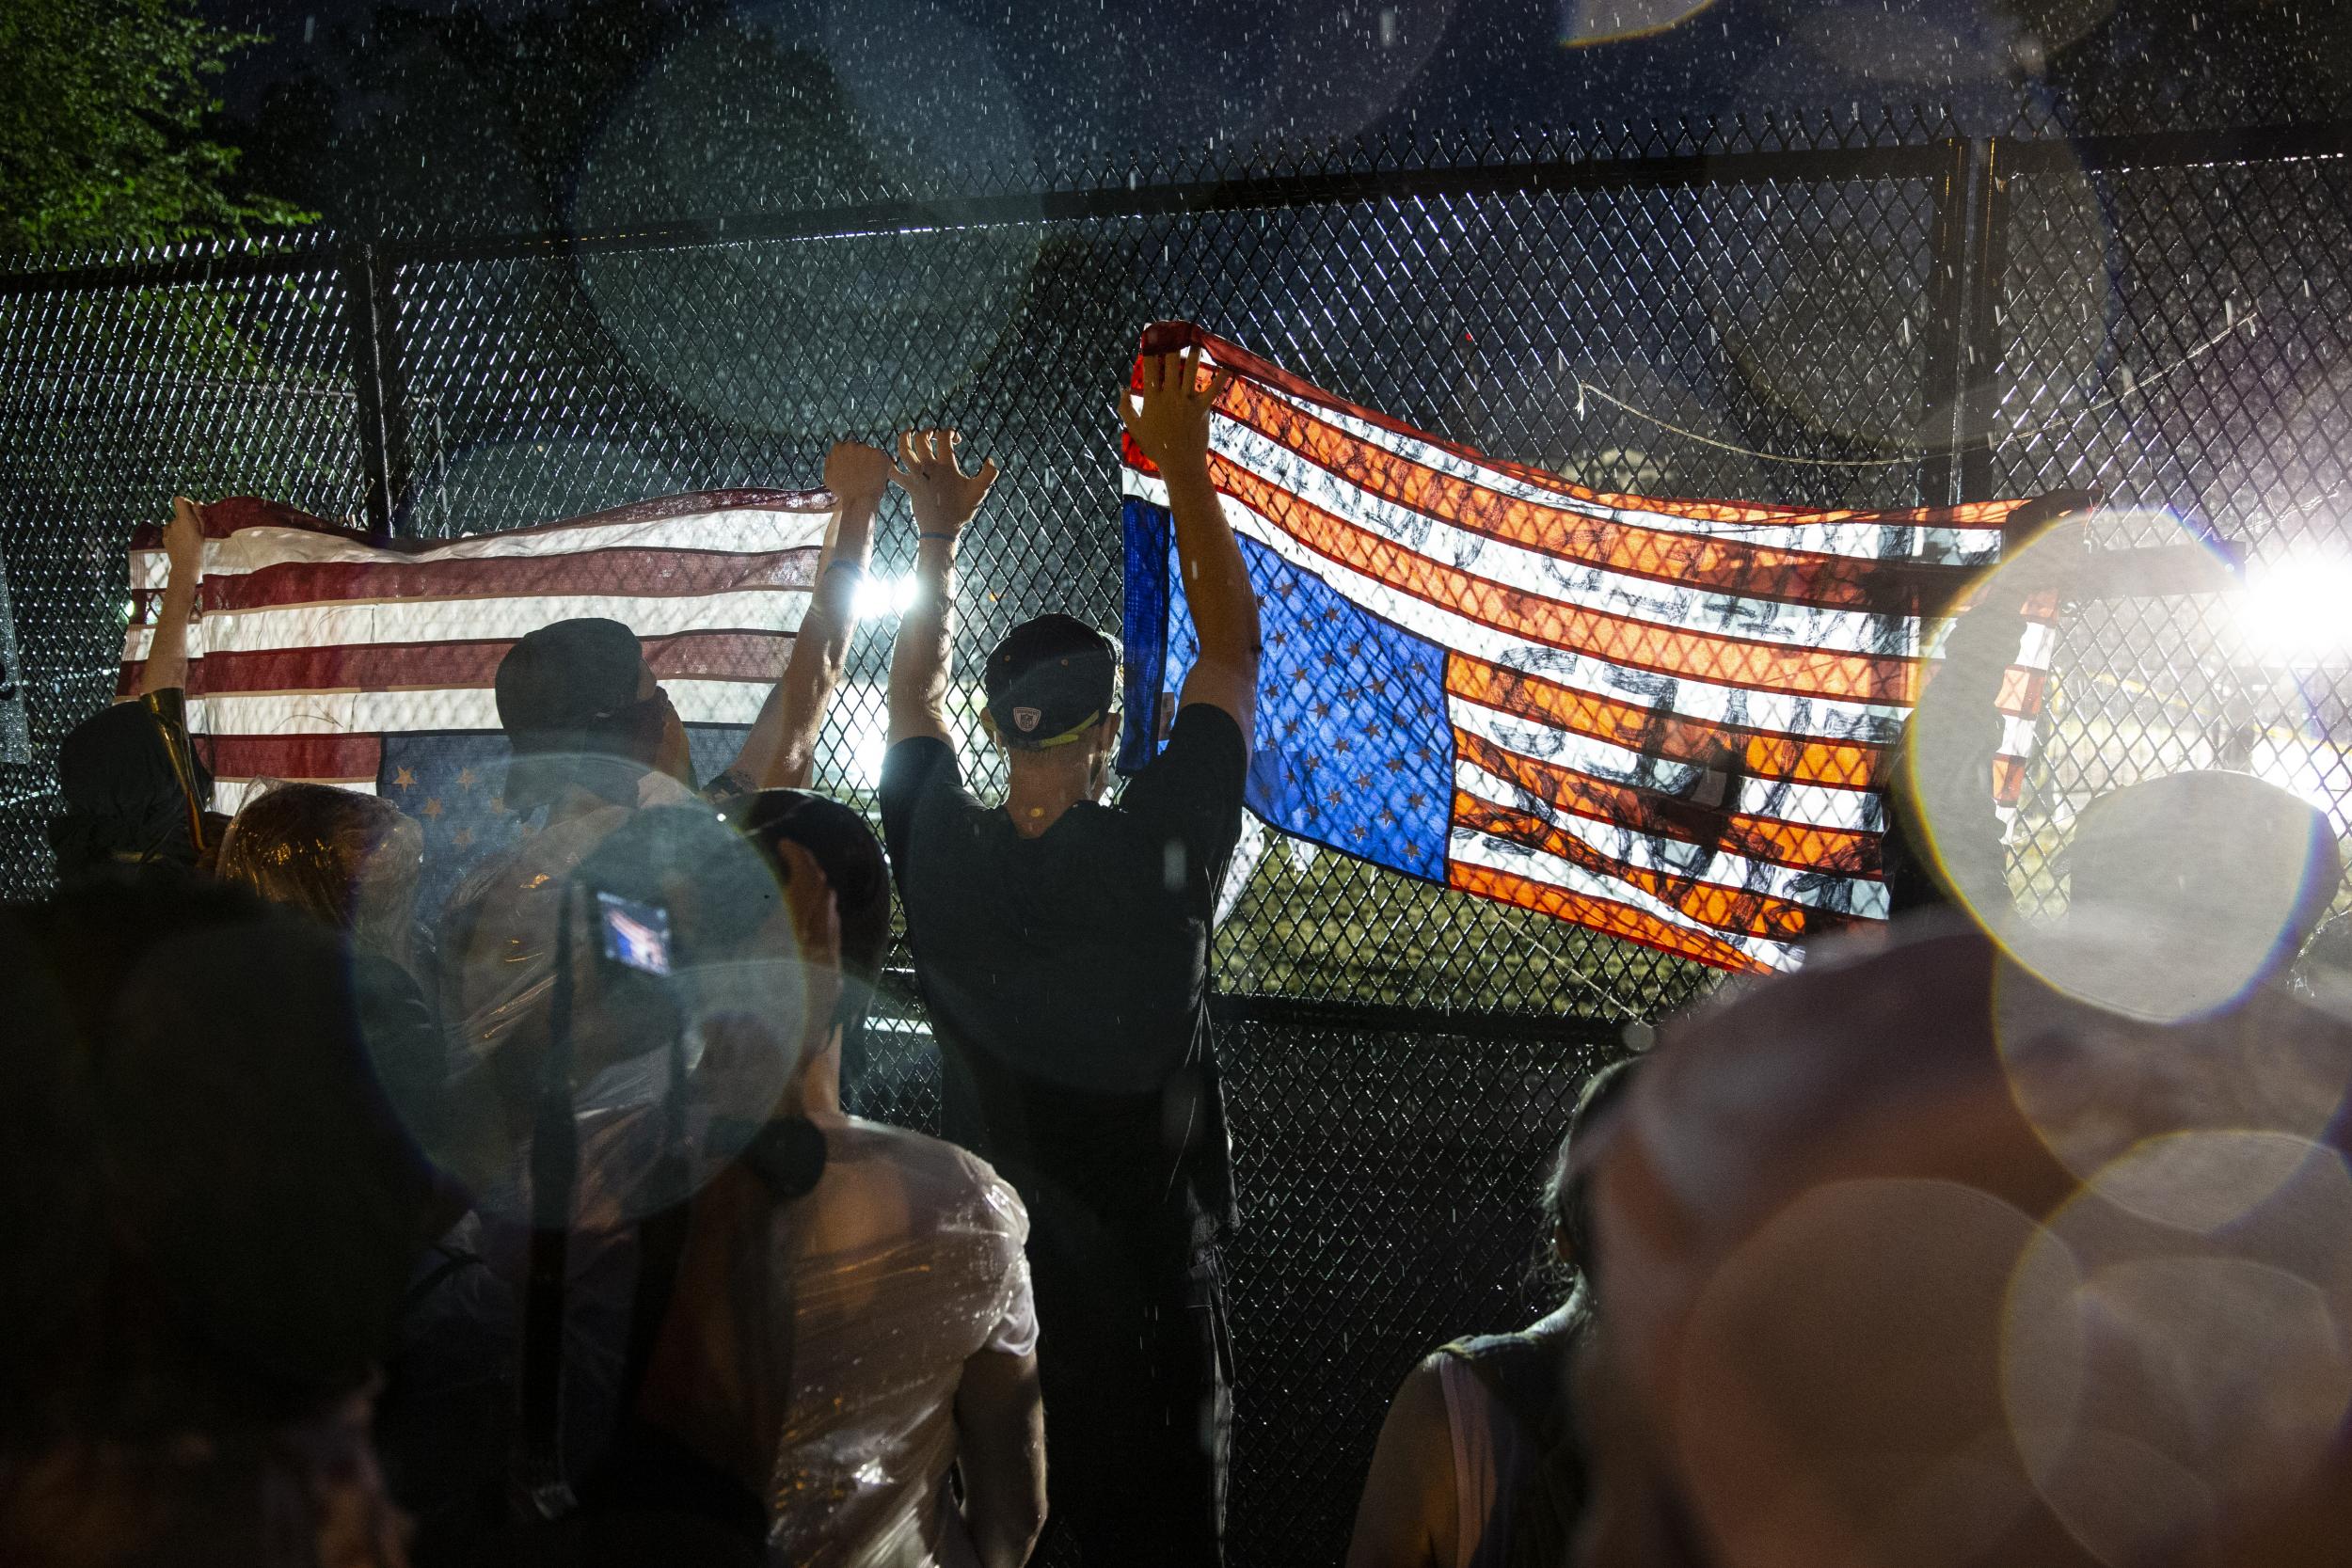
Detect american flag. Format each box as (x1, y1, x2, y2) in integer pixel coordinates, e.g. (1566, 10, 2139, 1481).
(119, 490, 830, 911)
(1116, 323, 2048, 973)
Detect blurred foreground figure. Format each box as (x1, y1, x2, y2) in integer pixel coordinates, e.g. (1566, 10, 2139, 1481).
(1348, 1058, 1639, 1568)
(1574, 771, 2350, 1568)
(0, 879, 437, 1568)
(882, 359, 1259, 1564)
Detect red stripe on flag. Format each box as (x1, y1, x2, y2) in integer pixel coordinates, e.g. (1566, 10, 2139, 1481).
(1453, 789, 1867, 942)
(1455, 728, 1882, 877)
(135, 629, 794, 697)
(200, 734, 384, 782)
(1216, 377, 1989, 616)
(1445, 652, 1888, 791)
(1214, 456, 1926, 704)
(1445, 860, 1771, 972)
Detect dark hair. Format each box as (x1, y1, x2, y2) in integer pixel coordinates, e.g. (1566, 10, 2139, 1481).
(1537, 1054, 1643, 1297)
(215, 783, 418, 953)
(733, 790, 890, 1039)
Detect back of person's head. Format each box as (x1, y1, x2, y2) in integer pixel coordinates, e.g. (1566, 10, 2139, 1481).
(981, 613, 1119, 753)
(734, 789, 889, 1040)
(2059, 768, 2341, 1014)
(1, 878, 435, 1561)
(1540, 1053, 1642, 1291)
(495, 618, 664, 815)
(47, 701, 215, 879)
(1573, 917, 2352, 1568)
(215, 782, 421, 955)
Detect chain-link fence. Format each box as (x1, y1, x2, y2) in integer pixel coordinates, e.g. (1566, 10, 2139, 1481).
(5, 113, 2350, 1563)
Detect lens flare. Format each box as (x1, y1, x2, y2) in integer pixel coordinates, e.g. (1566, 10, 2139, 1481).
(2004, 1144, 2352, 1564)
(1562, 0, 1719, 47)
(2234, 546, 2352, 669)
(1677, 1179, 2051, 1567)
(1907, 510, 2337, 1023)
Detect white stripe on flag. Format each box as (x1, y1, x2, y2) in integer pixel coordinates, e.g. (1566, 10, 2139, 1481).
(1211, 420, 1913, 657)
(126, 590, 808, 661)
(1215, 364, 2003, 564)
(1448, 696, 1884, 834)
(191, 677, 774, 737)
(129, 506, 833, 588)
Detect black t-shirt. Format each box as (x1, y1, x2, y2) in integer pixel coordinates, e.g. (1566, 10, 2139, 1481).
(879, 705, 1247, 1253)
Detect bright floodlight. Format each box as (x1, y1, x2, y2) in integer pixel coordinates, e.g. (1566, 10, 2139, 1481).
(2236, 546, 2352, 668)
(851, 572, 917, 622)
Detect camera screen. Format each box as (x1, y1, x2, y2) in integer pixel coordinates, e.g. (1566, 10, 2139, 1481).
(595, 890, 674, 975)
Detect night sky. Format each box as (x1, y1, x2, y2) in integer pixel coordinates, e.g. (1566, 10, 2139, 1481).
(197, 0, 2349, 187)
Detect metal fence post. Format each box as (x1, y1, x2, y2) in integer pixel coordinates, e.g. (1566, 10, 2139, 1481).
(1917, 137, 1979, 509)
(342, 242, 409, 539)
(1958, 138, 2013, 504)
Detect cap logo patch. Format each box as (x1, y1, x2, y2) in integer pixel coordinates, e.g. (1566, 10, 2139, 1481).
(1013, 706, 1042, 733)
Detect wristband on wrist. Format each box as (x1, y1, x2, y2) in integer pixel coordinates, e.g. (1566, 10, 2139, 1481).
(917, 531, 957, 543)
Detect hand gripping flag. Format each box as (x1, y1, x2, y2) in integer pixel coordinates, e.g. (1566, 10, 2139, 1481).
(1116, 323, 2049, 973)
(119, 489, 831, 911)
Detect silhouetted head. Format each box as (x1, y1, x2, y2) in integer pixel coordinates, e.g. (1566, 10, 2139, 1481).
(1542, 1053, 1643, 1286)
(980, 614, 1121, 801)
(734, 789, 890, 1051)
(495, 618, 690, 815)
(48, 700, 215, 878)
(0, 878, 435, 1443)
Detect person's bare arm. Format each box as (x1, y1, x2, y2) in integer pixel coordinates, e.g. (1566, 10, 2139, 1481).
(1344, 1356, 1455, 1568)
(729, 441, 892, 789)
(138, 496, 204, 696)
(952, 1346, 1047, 1568)
(885, 428, 999, 747)
(1119, 347, 1259, 736)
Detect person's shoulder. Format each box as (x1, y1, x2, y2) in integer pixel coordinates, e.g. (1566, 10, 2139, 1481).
(835, 1117, 1027, 1222)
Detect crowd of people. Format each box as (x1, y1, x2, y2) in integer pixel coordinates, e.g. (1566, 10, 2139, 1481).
(7, 343, 2351, 1568)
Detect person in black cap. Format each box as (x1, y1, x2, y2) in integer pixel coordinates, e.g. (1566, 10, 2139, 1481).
(878, 351, 1260, 1566)
(438, 442, 896, 1123)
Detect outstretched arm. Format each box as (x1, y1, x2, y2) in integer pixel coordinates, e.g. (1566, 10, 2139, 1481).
(138, 496, 204, 696)
(953, 1347, 1048, 1568)
(730, 442, 892, 790)
(1119, 347, 1258, 736)
(885, 429, 999, 747)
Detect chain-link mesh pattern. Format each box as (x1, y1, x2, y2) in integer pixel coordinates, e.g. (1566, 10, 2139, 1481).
(6, 118, 2352, 1566)
(1985, 140, 2352, 919)
(0, 262, 365, 888)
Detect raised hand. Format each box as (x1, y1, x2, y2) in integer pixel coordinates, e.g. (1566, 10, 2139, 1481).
(165, 496, 205, 578)
(890, 428, 999, 542)
(823, 439, 894, 506)
(1116, 345, 1234, 474)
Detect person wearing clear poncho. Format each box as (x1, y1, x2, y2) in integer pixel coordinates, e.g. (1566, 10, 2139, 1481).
(392, 802, 1047, 1567)
(399, 443, 1045, 1567)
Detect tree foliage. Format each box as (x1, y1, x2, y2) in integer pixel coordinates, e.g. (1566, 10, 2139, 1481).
(0, 0, 310, 253)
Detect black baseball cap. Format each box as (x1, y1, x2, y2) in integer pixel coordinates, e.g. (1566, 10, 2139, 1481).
(494, 618, 647, 754)
(984, 614, 1117, 750)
